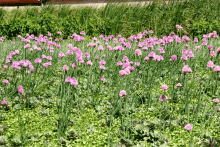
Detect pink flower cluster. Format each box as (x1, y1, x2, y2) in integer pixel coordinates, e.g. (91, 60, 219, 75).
(159, 94, 168, 102)
(18, 85, 24, 93)
(119, 90, 126, 98)
(176, 25, 183, 30)
(71, 33, 85, 42)
(11, 60, 34, 71)
(184, 124, 192, 131)
(65, 77, 78, 86)
(182, 65, 192, 73)
(1, 100, 7, 105)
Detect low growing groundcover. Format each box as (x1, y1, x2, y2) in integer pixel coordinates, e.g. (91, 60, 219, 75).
(0, 26, 220, 146)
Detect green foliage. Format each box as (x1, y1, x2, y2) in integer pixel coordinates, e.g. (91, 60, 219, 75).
(0, 136, 8, 145)
(0, 0, 219, 40)
(10, 136, 22, 146)
(192, 18, 220, 39)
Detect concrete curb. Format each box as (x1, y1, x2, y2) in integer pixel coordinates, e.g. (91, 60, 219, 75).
(0, 1, 172, 11)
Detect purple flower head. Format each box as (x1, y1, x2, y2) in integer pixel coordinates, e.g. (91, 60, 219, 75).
(35, 58, 42, 64)
(213, 98, 219, 104)
(84, 52, 90, 58)
(58, 52, 65, 58)
(1, 100, 7, 105)
(159, 94, 168, 102)
(170, 55, 177, 61)
(184, 124, 192, 131)
(101, 77, 106, 81)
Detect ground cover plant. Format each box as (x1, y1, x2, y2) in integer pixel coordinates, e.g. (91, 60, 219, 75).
(0, 23, 220, 146)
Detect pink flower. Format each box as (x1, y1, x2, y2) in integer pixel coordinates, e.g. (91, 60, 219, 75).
(119, 70, 126, 76)
(103, 54, 106, 58)
(98, 45, 104, 51)
(70, 77, 78, 86)
(135, 49, 142, 56)
(153, 55, 161, 61)
(159, 49, 165, 54)
(210, 51, 216, 57)
(184, 124, 192, 131)
(58, 52, 65, 58)
(214, 66, 220, 72)
(100, 65, 105, 70)
(194, 38, 198, 43)
(67, 50, 74, 55)
(143, 47, 148, 51)
(24, 44, 30, 49)
(65, 77, 72, 83)
(148, 51, 155, 58)
(188, 53, 194, 58)
(176, 25, 183, 31)
(1, 100, 7, 105)
(122, 56, 129, 62)
(123, 61, 131, 69)
(119, 90, 126, 98)
(161, 84, 168, 91)
(100, 60, 106, 65)
(15, 50, 19, 54)
(84, 52, 90, 58)
(177, 83, 182, 87)
(185, 44, 188, 48)
(135, 62, 140, 67)
(63, 65, 69, 71)
(149, 30, 153, 34)
(72, 63, 77, 68)
(43, 63, 48, 67)
(170, 55, 177, 61)
(159, 94, 168, 102)
(139, 71, 142, 74)
(144, 57, 149, 61)
(80, 31, 86, 36)
(3, 65, 7, 69)
(7, 55, 11, 59)
(216, 48, 220, 54)
(207, 61, 215, 68)
(195, 46, 200, 51)
(10, 51, 15, 56)
(181, 55, 188, 61)
(95, 56, 99, 60)
(35, 58, 42, 64)
(208, 45, 213, 51)
(42, 54, 46, 59)
(124, 67, 130, 75)
(47, 62, 52, 66)
(18, 85, 23, 90)
(117, 61, 123, 66)
(57, 31, 62, 35)
(79, 60, 84, 64)
(87, 61, 93, 66)
(18, 85, 24, 93)
(3, 79, 8, 84)
(182, 49, 188, 54)
(129, 66, 134, 72)
(182, 65, 192, 73)
(101, 77, 106, 81)
(213, 98, 219, 104)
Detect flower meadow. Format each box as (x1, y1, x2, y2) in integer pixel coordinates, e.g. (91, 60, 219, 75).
(0, 26, 220, 146)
